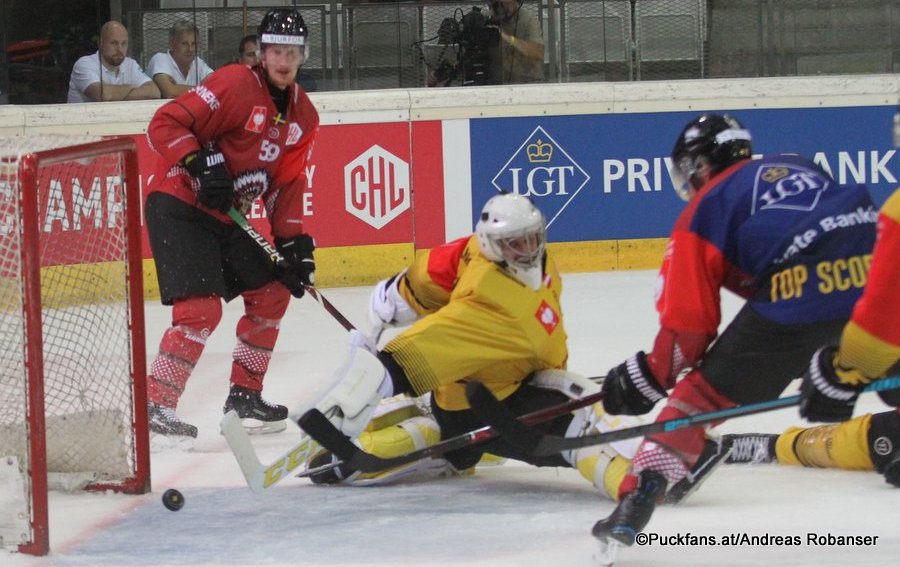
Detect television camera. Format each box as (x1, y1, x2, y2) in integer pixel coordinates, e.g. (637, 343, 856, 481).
(430, 6, 501, 86)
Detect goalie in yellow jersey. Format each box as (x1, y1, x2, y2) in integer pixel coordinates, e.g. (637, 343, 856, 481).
(305, 193, 729, 501)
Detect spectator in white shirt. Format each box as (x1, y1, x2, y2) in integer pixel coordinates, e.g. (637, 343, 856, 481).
(67, 21, 160, 103)
(147, 20, 214, 98)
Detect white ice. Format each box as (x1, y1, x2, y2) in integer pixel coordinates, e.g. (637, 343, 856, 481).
(5, 271, 897, 567)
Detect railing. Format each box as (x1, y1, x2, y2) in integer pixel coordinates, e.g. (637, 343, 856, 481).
(3, 0, 898, 103)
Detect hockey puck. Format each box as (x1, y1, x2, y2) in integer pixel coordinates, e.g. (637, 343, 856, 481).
(162, 488, 185, 511)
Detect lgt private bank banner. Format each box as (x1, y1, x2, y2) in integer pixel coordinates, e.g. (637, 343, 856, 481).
(469, 106, 898, 242)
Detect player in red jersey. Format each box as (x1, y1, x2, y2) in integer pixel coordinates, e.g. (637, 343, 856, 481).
(591, 113, 878, 554)
(144, 8, 320, 441)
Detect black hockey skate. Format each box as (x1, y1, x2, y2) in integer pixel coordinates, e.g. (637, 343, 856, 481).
(148, 402, 198, 448)
(723, 433, 778, 464)
(223, 385, 288, 435)
(592, 470, 667, 565)
(665, 435, 734, 505)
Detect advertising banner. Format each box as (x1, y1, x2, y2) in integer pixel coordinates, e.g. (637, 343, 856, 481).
(131, 119, 447, 257)
(469, 106, 898, 242)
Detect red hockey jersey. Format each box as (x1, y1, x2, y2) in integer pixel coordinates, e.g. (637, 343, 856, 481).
(147, 64, 319, 239)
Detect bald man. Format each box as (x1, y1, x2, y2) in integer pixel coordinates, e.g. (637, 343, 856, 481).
(68, 21, 160, 103)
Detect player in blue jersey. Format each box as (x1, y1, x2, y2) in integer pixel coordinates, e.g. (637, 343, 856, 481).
(592, 113, 879, 552)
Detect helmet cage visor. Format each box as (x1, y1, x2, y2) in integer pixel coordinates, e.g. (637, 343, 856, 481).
(491, 225, 546, 270)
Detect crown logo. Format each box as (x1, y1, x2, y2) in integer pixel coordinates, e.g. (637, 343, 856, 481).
(761, 167, 789, 183)
(527, 139, 553, 163)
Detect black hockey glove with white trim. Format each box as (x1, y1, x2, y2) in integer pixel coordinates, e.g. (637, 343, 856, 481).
(799, 346, 865, 423)
(601, 351, 667, 416)
(275, 234, 315, 298)
(182, 148, 233, 213)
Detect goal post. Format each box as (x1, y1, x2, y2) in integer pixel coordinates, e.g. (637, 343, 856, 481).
(0, 136, 150, 556)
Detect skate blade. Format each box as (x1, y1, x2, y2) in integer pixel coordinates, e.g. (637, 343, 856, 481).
(592, 537, 622, 567)
(150, 432, 196, 452)
(241, 418, 287, 435)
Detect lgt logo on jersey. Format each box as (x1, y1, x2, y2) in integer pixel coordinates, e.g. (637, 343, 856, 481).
(344, 145, 410, 229)
(492, 126, 589, 228)
(245, 106, 267, 133)
(752, 163, 828, 213)
(535, 300, 559, 334)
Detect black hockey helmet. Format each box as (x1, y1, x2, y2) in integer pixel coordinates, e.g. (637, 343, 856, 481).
(258, 8, 308, 48)
(671, 113, 752, 200)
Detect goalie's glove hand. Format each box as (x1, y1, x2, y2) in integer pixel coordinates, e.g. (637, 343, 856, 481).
(601, 351, 667, 416)
(366, 271, 417, 339)
(799, 346, 866, 423)
(182, 148, 233, 213)
(275, 234, 315, 298)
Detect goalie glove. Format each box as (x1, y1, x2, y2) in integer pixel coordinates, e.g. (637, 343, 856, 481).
(799, 346, 867, 423)
(366, 271, 418, 339)
(601, 352, 667, 416)
(182, 147, 233, 213)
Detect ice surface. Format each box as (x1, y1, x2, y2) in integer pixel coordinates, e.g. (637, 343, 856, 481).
(4, 271, 897, 567)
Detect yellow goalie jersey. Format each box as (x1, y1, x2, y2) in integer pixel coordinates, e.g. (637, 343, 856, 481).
(383, 235, 568, 411)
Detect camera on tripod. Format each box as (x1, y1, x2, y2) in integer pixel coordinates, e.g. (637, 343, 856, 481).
(433, 6, 501, 86)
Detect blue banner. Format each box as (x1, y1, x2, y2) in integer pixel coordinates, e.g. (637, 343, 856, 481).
(469, 106, 898, 242)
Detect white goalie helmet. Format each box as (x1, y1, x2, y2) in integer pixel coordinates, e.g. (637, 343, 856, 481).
(475, 193, 547, 289)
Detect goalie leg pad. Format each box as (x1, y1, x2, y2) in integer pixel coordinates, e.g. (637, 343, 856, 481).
(563, 402, 643, 464)
(351, 415, 446, 485)
(366, 396, 424, 432)
(294, 347, 391, 440)
(561, 400, 639, 500)
(313, 414, 446, 486)
(571, 445, 631, 501)
(777, 414, 876, 471)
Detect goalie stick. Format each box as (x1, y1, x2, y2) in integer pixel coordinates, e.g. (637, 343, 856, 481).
(295, 384, 606, 475)
(226, 207, 356, 332)
(464, 377, 900, 457)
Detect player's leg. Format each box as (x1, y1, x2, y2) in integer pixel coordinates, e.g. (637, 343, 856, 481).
(220, 225, 294, 432)
(309, 395, 447, 485)
(598, 305, 846, 544)
(145, 193, 231, 439)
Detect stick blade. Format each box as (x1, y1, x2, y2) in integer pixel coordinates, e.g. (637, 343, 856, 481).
(220, 410, 266, 493)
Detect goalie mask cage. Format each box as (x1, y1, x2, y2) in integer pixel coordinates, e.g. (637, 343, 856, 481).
(0, 136, 149, 556)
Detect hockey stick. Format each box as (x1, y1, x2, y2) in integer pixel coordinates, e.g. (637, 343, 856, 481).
(221, 409, 321, 493)
(294, 385, 605, 474)
(465, 376, 900, 457)
(226, 207, 356, 332)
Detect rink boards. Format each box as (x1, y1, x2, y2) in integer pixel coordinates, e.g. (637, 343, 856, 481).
(0, 75, 896, 294)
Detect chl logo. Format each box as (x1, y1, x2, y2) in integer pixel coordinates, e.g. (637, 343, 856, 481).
(492, 126, 589, 228)
(344, 145, 410, 229)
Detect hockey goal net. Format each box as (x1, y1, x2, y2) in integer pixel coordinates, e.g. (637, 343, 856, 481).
(0, 136, 149, 556)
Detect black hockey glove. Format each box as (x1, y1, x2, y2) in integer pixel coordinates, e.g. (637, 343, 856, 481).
(601, 351, 667, 416)
(275, 234, 315, 298)
(799, 346, 865, 423)
(182, 148, 233, 213)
